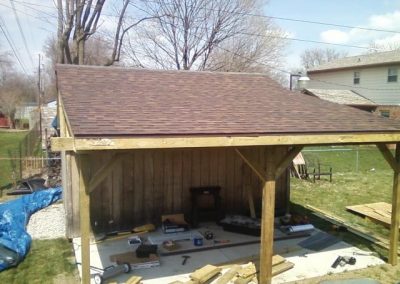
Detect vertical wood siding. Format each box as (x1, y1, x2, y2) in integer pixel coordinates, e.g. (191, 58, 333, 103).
(64, 147, 289, 238)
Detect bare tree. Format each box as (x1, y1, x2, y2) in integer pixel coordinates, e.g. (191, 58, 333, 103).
(57, 0, 107, 64)
(205, 16, 286, 74)
(300, 48, 347, 69)
(0, 48, 13, 85)
(367, 41, 400, 53)
(126, 0, 282, 71)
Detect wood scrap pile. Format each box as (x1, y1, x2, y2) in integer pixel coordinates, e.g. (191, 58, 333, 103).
(169, 255, 293, 284)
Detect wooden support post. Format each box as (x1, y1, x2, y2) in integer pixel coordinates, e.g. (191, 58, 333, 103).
(377, 143, 400, 265)
(235, 147, 278, 284)
(259, 147, 276, 284)
(389, 143, 400, 265)
(78, 154, 91, 284)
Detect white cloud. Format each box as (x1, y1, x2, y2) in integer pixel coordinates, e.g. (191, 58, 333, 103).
(320, 29, 349, 44)
(319, 10, 400, 49)
(369, 11, 400, 30)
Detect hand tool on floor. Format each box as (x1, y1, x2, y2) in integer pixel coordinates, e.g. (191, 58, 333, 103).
(182, 255, 190, 265)
(84, 262, 131, 284)
(331, 256, 356, 268)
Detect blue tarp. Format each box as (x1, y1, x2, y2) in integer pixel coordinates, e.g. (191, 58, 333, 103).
(0, 187, 62, 271)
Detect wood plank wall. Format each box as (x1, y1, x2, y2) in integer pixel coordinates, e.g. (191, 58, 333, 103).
(63, 147, 289, 238)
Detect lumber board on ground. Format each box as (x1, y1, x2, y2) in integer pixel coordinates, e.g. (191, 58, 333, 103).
(271, 261, 295, 276)
(190, 265, 222, 283)
(215, 265, 241, 284)
(217, 254, 285, 268)
(306, 205, 400, 255)
(346, 202, 394, 229)
(125, 276, 142, 284)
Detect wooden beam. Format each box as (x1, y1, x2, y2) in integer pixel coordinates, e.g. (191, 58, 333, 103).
(376, 143, 399, 172)
(78, 154, 91, 284)
(389, 143, 400, 265)
(236, 149, 267, 182)
(51, 133, 400, 151)
(246, 185, 256, 218)
(88, 153, 124, 193)
(275, 146, 303, 179)
(52, 137, 75, 152)
(259, 147, 276, 284)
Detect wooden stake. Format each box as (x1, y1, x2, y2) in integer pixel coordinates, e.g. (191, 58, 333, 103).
(78, 154, 91, 284)
(259, 147, 276, 284)
(246, 185, 256, 218)
(389, 143, 400, 265)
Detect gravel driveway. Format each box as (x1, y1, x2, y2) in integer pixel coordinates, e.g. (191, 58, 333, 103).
(27, 202, 66, 239)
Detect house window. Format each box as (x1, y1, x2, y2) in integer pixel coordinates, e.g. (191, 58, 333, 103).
(388, 68, 398, 82)
(353, 72, 360, 85)
(380, 110, 390, 118)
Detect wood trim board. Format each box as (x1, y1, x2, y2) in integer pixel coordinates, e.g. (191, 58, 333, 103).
(51, 133, 400, 152)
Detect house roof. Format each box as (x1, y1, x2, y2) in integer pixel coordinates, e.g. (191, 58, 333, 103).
(303, 88, 376, 106)
(308, 50, 400, 73)
(56, 64, 400, 138)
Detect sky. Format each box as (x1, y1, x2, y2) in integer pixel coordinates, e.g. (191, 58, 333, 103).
(267, 0, 400, 70)
(0, 0, 400, 75)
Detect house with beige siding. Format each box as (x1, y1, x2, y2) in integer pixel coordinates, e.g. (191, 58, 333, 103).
(306, 50, 400, 118)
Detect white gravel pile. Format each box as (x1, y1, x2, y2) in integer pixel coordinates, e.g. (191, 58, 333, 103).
(27, 202, 66, 239)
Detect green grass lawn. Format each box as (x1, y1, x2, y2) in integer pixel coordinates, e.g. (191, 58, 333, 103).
(0, 131, 79, 283)
(0, 238, 78, 284)
(291, 146, 400, 283)
(0, 130, 27, 190)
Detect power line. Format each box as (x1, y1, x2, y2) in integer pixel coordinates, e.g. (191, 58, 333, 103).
(236, 12, 400, 35)
(238, 31, 376, 50)
(0, 16, 27, 74)
(9, 0, 35, 68)
(141, 0, 400, 34)
(0, 3, 54, 25)
(8, 0, 58, 19)
(130, 2, 383, 51)
(175, 25, 398, 91)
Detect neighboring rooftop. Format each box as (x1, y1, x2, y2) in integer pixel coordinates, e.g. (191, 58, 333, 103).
(308, 50, 400, 73)
(56, 64, 400, 137)
(302, 89, 376, 106)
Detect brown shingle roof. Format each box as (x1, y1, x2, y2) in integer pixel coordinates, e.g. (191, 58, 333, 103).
(56, 64, 400, 137)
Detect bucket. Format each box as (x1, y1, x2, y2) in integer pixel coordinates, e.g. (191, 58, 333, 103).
(193, 237, 203, 246)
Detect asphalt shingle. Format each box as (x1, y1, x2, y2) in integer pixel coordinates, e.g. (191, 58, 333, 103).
(56, 64, 400, 137)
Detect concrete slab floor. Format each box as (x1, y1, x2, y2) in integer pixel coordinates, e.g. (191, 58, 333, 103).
(72, 225, 384, 284)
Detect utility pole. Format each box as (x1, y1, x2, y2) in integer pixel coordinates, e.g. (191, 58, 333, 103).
(37, 54, 42, 153)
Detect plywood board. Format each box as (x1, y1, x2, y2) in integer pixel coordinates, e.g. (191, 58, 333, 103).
(346, 202, 394, 228)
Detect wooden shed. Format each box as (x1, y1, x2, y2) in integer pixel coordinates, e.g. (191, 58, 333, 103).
(52, 65, 400, 284)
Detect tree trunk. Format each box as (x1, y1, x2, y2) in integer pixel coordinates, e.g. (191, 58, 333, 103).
(78, 39, 85, 65)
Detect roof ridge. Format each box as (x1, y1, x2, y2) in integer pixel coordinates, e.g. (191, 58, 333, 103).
(55, 64, 277, 78)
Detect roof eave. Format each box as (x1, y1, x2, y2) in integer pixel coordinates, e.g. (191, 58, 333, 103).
(51, 132, 400, 151)
(308, 61, 400, 74)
